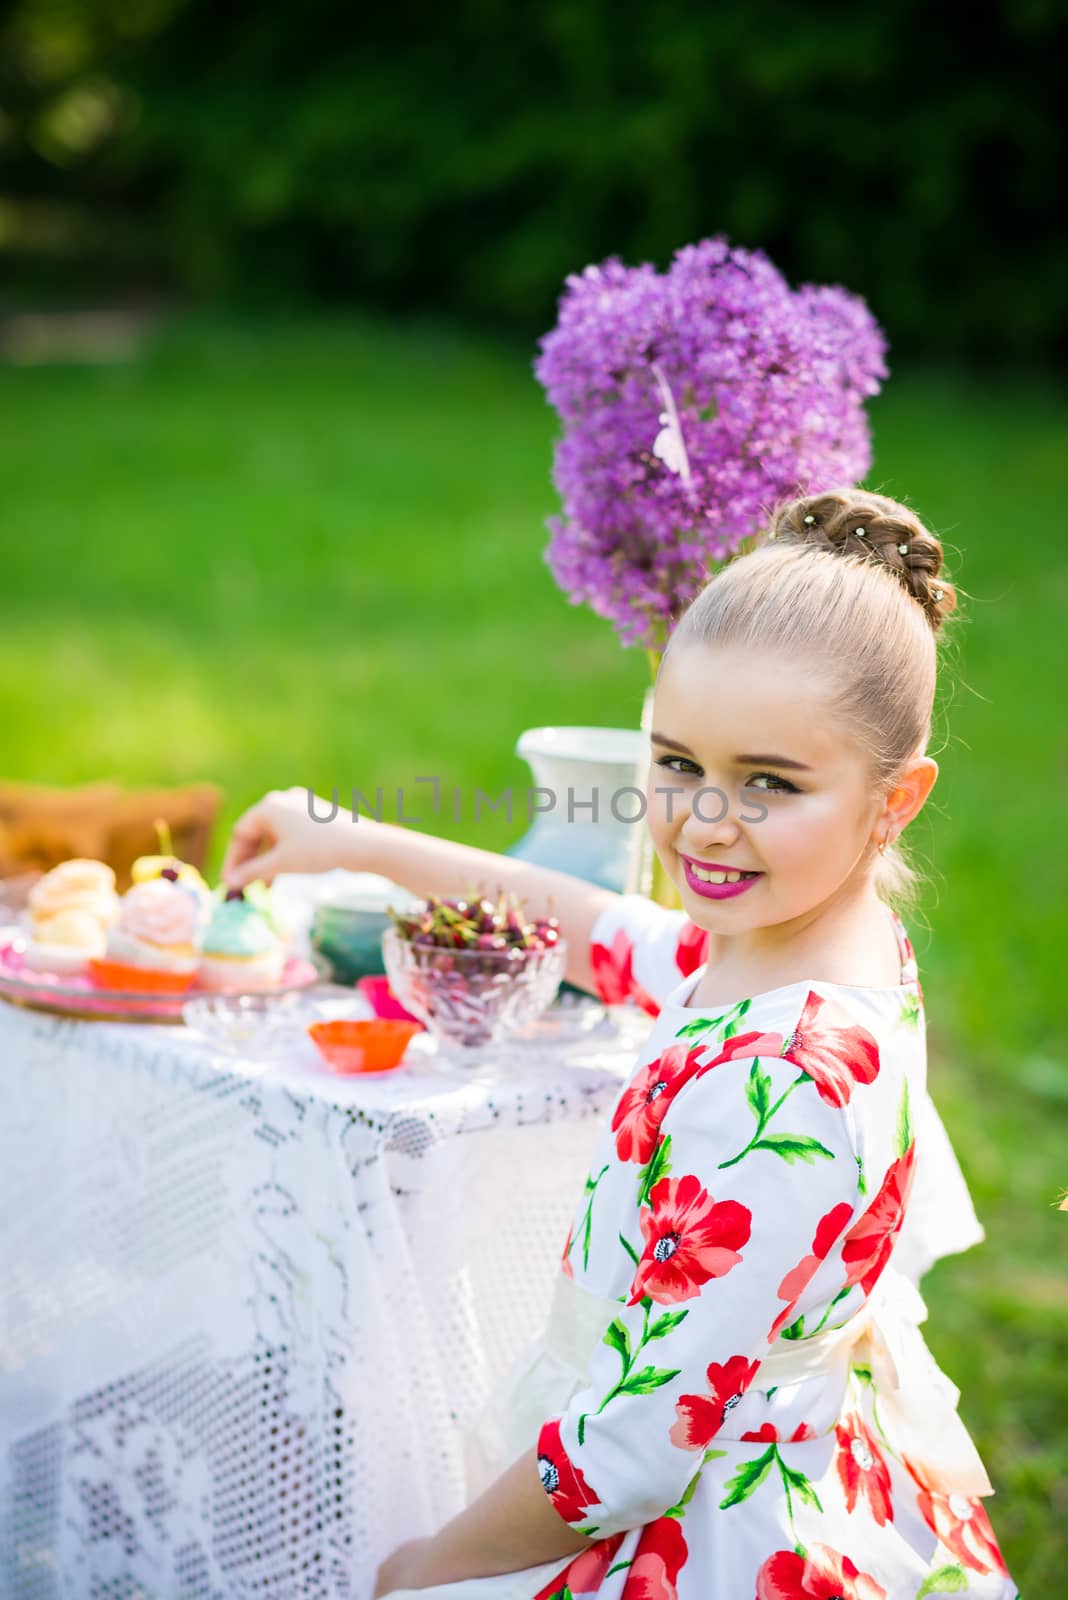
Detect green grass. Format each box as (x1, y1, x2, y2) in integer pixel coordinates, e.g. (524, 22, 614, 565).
(2, 315, 1066, 1586)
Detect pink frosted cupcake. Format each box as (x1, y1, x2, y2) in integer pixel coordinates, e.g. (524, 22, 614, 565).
(105, 879, 200, 974)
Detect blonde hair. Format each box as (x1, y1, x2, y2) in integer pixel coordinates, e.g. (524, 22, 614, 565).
(661, 488, 960, 916)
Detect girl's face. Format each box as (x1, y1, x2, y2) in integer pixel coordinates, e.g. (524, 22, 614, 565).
(646, 643, 887, 934)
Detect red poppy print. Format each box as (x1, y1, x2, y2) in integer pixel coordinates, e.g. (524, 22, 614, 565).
(560, 1222, 575, 1281)
(613, 1043, 710, 1164)
(614, 1031, 785, 1166)
(782, 990, 881, 1106)
(905, 1459, 1009, 1576)
(590, 929, 660, 1015)
(756, 1543, 887, 1600)
(621, 1514, 688, 1600)
(769, 1201, 854, 1339)
(835, 1413, 893, 1526)
(670, 1354, 760, 1450)
(841, 1143, 917, 1296)
(629, 1173, 751, 1305)
(675, 919, 709, 978)
(700, 1029, 789, 1077)
(536, 1418, 599, 1524)
(741, 1421, 815, 1443)
(533, 1534, 625, 1600)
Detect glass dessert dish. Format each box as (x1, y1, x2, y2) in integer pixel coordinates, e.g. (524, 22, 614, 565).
(381, 925, 567, 1066)
(181, 990, 307, 1059)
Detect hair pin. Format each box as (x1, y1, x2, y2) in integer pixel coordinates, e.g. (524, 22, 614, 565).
(932, 586, 944, 601)
(898, 542, 908, 554)
(803, 515, 816, 525)
(855, 526, 867, 538)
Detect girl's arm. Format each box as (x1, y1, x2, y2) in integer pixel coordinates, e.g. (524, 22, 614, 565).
(220, 788, 617, 995)
(375, 1447, 590, 1595)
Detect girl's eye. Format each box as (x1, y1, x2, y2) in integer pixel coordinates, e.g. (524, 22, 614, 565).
(654, 755, 700, 776)
(744, 773, 798, 795)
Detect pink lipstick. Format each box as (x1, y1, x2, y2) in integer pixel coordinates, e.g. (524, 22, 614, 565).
(680, 856, 763, 901)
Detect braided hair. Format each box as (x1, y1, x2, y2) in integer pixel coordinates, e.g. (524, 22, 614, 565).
(764, 489, 956, 633)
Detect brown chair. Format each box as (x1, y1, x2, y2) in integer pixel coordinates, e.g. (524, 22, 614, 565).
(0, 781, 121, 880)
(0, 780, 223, 894)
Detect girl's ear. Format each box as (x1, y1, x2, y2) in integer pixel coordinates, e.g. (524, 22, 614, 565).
(878, 757, 939, 843)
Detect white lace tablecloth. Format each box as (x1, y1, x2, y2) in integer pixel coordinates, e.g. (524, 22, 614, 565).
(0, 1000, 645, 1600)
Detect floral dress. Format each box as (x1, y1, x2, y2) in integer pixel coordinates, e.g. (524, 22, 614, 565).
(389, 899, 1018, 1600)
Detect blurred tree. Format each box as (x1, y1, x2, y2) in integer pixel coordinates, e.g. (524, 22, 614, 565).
(0, 0, 1064, 358)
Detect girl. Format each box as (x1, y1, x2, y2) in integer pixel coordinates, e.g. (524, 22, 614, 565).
(223, 489, 1016, 1600)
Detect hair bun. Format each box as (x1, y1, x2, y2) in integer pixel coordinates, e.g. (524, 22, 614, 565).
(765, 489, 956, 632)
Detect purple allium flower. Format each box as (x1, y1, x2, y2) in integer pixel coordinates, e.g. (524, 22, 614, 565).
(534, 237, 889, 650)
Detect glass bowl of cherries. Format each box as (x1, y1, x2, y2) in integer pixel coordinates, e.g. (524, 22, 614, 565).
(381, 891, 566, 1062)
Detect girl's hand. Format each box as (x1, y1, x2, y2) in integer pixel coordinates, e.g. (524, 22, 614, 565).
(373, 1536, 434, 1598)
(220, 786, 370, 888)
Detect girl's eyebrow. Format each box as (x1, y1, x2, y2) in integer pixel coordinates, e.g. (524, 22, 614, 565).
(650, 732, 813, 772)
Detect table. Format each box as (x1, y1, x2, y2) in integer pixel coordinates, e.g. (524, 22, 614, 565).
(0, 999, 648, 1600)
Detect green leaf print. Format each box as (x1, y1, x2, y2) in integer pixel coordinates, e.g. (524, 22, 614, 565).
(675, 998, 751, 1041)
(896, 1078, 912, 1159)
(779, 1457, 823, 1511)
(719, 1446, 776, 1508)
(746, 1059, 772, 1123)
(899, 991, 922, 1028)
(916, 1565, 968, 1597)
(618, 1231, 641, 1268)
(718, 1070, 811, 1169)
(578, 1296, 687, 1441)
(602, 1318, 631, 1369)
(619, 1363, 682, 1396)
(751, 1133, 835, 1165)
(646, 1309, 689, 1341)
(719, 1444, 821, 1546)
(577, 1164, 610, 1271)
(605, 1563, 632, 1578)
(636, 1133, 673, 1208)
(722, 998, 752, 1038)
(675, 1016, 724, 1040)
(664, 1462, 705, 1517)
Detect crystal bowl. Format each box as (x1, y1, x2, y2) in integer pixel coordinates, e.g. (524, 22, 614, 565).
(381, 926, 567, 1052)
(181, 991, 307, 1058)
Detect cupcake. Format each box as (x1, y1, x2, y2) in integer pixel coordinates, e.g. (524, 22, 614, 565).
(198, 888, 285, 991)
(23, 859, 118, 974)
(105, 878, 200, 974)
(131, 833, 213, 932)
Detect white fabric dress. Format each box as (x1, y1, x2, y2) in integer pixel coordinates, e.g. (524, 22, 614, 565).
(382, 897, 1016, 1600)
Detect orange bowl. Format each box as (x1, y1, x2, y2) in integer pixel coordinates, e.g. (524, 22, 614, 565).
(88, 958, 196, 995)
(307, 1018, 420, 1073)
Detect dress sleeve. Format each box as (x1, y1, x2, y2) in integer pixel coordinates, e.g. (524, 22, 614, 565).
(588, 894, 710, 1015)
(535, 1048, 865, 1537)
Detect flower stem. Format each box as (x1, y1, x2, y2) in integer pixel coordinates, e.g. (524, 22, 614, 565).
(718, 1073, 808, 1169)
